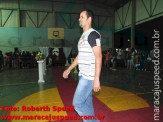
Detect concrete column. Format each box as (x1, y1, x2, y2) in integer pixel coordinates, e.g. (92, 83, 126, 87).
(112, 11, 115, 49)
(131, 0, 136, 48)
(17, 0, 20, 27)
(37, 61, 45, 83)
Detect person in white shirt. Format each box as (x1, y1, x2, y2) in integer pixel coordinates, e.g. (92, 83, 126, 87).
(63, 9, 102, 122)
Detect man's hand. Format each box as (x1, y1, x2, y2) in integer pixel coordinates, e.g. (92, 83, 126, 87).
(62, 55, 78, 79)
(63, 69, 71, 79)
(93, 78, 101, 92)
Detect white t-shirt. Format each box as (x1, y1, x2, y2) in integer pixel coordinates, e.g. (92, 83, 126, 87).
(78, 28, 101, 80)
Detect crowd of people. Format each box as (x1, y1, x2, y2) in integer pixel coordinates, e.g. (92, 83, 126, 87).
(104, 48, 155, 72)
(0, 49, 66, 72)
(0, 50, 38, 71)
(0, 47, 159, 72)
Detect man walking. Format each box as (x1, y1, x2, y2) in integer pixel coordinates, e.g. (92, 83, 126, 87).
(63, 9, 102, 122)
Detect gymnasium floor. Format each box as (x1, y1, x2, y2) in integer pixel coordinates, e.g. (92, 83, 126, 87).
(0, 66, 162, 122)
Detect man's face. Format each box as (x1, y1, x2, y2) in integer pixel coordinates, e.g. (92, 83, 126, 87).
(79, 11, 89, 28)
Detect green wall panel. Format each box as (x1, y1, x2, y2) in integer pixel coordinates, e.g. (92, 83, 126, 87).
(0, 27, 111, 54)
(20, 0, 52, 11)
(0, 0, 18, 9)
(0, 27, 50, 54)
(153, 0, 163, 15)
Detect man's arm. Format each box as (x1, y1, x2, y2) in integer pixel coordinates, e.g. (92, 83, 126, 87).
(92, 46, 102, 92)
(63, 55, 78, 79)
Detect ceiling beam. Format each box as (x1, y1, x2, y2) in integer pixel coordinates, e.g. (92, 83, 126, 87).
(84, 0, 114, 16)
(85, 0, 114, 9)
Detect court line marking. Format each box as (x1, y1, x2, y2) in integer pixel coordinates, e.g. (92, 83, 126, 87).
(94, 91, 157, 99)
(0, 82, 38, 87)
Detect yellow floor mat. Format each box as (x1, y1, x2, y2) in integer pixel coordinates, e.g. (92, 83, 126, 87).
(10, 86, 150, 122)
(10, 88, 67, 122)
(93, 86, 150, 112)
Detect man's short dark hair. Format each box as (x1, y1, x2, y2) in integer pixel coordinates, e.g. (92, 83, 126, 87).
(84, 9, 94, 22)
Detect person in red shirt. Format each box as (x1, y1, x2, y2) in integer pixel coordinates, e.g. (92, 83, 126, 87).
(6, 52, 12, 69)
(18, 53, 22, 69)
(105, 50, 110, 68)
